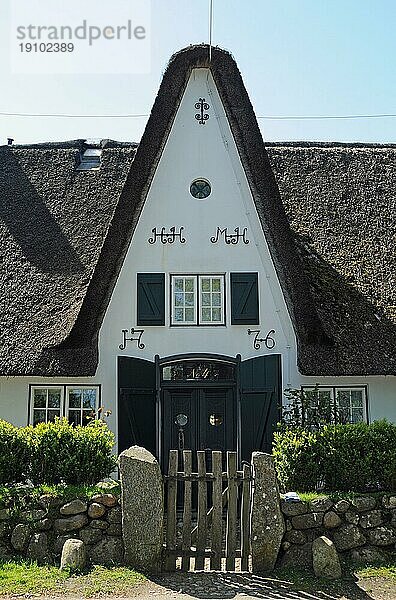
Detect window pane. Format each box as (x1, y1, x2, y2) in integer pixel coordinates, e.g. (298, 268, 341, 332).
(212, 278, 221, 292)
(201, 308, 211, 321)
(33, 389, 46, 408)
(83, 389, 96, 409)
(174, 308, 183, 322)
(201, 278, 210, 292)
(69, 390, 82, 408)
(174, 278, 183, 292)
(212, 293, 221, 307)
(184, 308, 194, 322)
(212, 308, 221, 321)
(83, 410, 94, 424)
(185, 293, 194, 306)
(351, 408, 363, 423)
(48, 390, 61, 408)
(184, 278, 194, 292)
(33, 410, 46, 425)
(47, 410, 60, 422)
(201, 293, 211, 306)
(351, 390, 363, 406)
(174, 292, 183, 307)
(68, 410, 81, 426)
(337, 390, 350, 408)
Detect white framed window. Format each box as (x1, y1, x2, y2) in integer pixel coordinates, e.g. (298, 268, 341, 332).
(199, 276, 225, 324)
(30, 386, 63, 426)
(65, 386, 99, 426)
(29, 385, 100, 426)
(171, 276, 197, 325)
(302, 386, 367, 424)
(171, 275, 225, 326)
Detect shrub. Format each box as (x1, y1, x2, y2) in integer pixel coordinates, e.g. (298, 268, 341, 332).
(0, 420, 31, 484)
(273, 420, 396, 492)
(0, 418, 117, 485)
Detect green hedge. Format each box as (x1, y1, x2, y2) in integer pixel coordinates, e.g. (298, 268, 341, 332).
(273, 420, 396, 492)
(0, 418, 117, 485)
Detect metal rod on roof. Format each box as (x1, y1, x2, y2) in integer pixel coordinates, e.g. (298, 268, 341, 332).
(209, 0, 213, 63)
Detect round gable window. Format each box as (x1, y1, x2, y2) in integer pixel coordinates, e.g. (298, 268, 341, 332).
(190, 179, 211, 199)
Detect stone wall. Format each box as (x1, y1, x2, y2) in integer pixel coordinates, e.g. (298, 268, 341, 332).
(0, 492, 123, 565)
(280, 494, 396, 568)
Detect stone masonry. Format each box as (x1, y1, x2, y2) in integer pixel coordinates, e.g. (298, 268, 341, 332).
(0, 492, 123, 565)
(280, 493, 396, 568)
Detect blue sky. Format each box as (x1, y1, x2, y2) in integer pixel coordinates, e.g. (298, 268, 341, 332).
(1, 0, 395, 144)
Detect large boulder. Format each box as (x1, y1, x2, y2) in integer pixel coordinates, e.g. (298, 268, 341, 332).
(291, 512, 323, 529)
(323, 511, 342, 529)
(334, 499, 350, 513)
(119, 446, 163, 572)
(27, 533, 52, 565)
(60, 538, 86, 571)
(312, 536, 342, 579)
(250, 452, 285, 572)
(366, 526, 396, 546)
(91, 493, 117, 507)
(89, 536, 124, 566)
(309, 498, 333, 513)
(88, 503, 106, 519)
(332, 524, 366, 551)
(350, 546, 387, 564)
(280, 501, 308, 517)
(359, 510, 384, 529)
(60, 500, 88, 516)
(55, 514, 88, 533)
(11, 524, 31, 551)
(79, 527, 103, 545)
(281, 542, 312, 569)
(351, 497, 376, 512)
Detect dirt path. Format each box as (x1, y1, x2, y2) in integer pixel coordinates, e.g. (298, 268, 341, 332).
(4, 571, 395, 600)
(101, 572, 396, 600)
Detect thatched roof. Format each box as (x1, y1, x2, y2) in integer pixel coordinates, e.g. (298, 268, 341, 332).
(0, 45, 394, 376)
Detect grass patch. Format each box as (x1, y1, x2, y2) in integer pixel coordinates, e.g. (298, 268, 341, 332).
(294, 490, 389, 503)
(296, 491, 328, 502)
(356, 564, 396, 580)
(0, 481, 120, 507)
(0, 560, 68, 595)
(0, 560, 145, 597)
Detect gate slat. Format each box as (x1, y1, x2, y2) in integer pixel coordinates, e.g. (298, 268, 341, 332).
(195, 451, 207, 570)
(225, 451, 237, 571)
(211, 451, 223, 570)
(165, 450, 178, 571)
(181, 450, 192, 571)
(240, 463, 251, 571)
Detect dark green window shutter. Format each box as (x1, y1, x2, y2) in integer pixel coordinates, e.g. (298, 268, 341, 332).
(137, 273, 165, 326)
(230, 272, 259, 324)
(118, 357, 156, 457)
(240, 355, 281, 461)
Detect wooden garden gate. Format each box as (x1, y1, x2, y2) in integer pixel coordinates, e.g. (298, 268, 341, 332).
(163, 450, 252, 571)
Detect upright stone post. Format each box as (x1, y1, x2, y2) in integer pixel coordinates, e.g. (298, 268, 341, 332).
(119, 446, 163, 572)
(251, 452, 285, 572)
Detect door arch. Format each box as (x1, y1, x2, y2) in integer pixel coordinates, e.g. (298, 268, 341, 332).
(117, 353, 281, 466)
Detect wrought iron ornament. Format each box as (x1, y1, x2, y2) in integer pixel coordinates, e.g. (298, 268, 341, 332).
(210, 227, 250, 245)
(195, 98, 210, 124)
(148, 227, 186, 244)
(247, 329, 276, 350)
(119, 328, 145, 350)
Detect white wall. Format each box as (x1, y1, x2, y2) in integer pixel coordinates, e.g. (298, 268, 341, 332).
(1, 68, 395, 437)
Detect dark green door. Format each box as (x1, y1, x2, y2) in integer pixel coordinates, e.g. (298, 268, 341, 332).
(118, 357, 156, 456)
(162, 386, 236, 466)
(240, 354, 281, 461)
